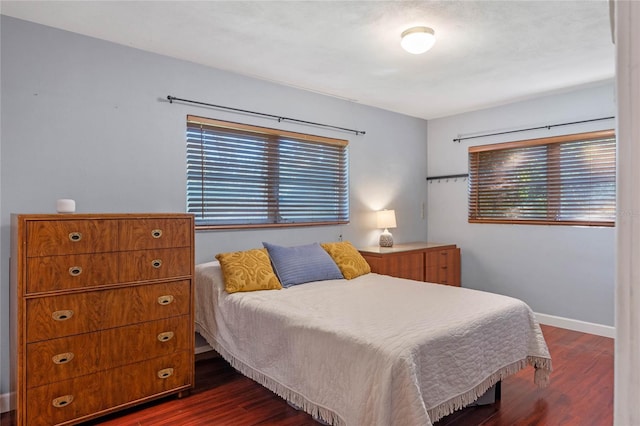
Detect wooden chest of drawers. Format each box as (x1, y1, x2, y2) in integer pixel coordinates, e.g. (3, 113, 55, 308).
(10, 213, 194, 426)
(359, 242, 461, 286)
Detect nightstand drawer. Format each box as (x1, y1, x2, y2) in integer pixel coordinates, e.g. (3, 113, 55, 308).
(425, 248, 460, 286)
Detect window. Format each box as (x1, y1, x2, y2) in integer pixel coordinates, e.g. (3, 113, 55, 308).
(186, 115, 349, 229)
(468, 129, 616, 226)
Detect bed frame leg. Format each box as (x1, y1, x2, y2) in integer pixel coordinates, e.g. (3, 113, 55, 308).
(471, 381, 501, 406)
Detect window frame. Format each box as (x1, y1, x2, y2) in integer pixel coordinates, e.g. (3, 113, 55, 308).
(186, 115, 350, 230)
(468, 129, 616, 227)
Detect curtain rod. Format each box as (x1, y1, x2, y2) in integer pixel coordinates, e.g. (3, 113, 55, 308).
(452, 116, 614, 143)
(166, 95, 366, 136)
(426, 173, 468, 182)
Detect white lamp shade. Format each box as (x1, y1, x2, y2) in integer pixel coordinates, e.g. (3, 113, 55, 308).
(401, 26, 436, 54)
(377, 209, 397, 229)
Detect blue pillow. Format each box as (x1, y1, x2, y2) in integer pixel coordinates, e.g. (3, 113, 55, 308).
(262, 242, 344, 287)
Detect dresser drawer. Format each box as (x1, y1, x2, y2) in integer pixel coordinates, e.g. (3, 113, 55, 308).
(26, 315, 191, 389)
(26, 332, 101, 389)
(114, 350, 192, 404)
(26, 219, 118, 257)
(101, 315, 191, 370)
(26, 372, 103, 426)
(119, 218, 192, 251)
(26, 291, 102, 343)
(26, 253, 119, 293)
(26, 280, 191, 342)
(102, 280, 191, 327)
(25, 351, 191, 426)
(118, 247, 192, 282)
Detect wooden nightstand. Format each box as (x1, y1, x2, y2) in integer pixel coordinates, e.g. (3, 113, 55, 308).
(359, 242, 461, 286)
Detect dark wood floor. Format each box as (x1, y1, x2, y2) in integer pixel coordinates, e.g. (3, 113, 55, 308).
(436, 325, 613, 426)
(2, 325, 613, 426)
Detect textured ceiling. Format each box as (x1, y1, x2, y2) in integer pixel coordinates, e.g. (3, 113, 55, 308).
(0, 0, 615, 119)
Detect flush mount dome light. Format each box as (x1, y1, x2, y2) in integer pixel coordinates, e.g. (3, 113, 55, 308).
(400, 26, 436, 54)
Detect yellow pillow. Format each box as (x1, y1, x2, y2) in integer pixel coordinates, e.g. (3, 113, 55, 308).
(215, 248, 282, 293)
(320, 241, 371, 279)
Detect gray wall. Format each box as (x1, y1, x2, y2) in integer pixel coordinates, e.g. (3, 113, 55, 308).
(0, 17, 429, 396)
(427, 82, 616, 327)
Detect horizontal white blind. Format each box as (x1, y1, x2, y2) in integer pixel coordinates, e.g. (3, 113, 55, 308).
(186, 116, 349, 228)
(468, 130, 616, 226)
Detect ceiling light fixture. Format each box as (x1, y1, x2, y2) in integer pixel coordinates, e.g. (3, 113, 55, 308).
(400, 26, 436, 54)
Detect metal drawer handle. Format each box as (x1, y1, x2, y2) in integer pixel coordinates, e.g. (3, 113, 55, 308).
(157, 331, 175, 342)
(68, 266, 83, 277)
(157, 295, 174, 306)
(52, 395, 74, 408)
(441, 266, 448, 269)
(52, 310, 74, 321)
(151, 229, 163, 239)
(440, 252, 448, 256)
(157, 368, 174, 379)
(151, 259, 163, 269)
(68, 232, 82, 242)
(52, 352, 75, 365)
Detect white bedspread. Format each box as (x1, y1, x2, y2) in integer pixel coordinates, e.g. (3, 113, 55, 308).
(195, 261, 551, 426)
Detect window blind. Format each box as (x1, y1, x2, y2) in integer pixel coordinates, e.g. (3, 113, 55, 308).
(186, 115, 349, 228)
(468, 129, 616, 226)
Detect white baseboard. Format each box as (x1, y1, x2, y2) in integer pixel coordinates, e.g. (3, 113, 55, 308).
(195, 343, 214, 355)
(535, 312, 615, 338)
(195, 332, 214, 355)
(1, 391, 14, 414)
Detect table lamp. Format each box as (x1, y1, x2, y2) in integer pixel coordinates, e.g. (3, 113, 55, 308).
(377, 209, 397, 247)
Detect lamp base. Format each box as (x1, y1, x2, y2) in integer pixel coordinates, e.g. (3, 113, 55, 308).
(379, 232, 394, 247)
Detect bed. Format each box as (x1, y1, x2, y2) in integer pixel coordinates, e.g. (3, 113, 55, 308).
(194, 244, 551, 426)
